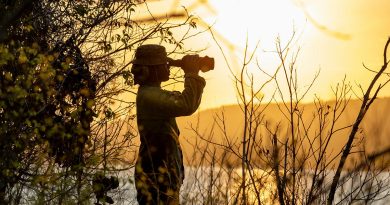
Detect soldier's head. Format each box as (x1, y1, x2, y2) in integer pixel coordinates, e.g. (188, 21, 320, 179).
(131, 44, 170, 85)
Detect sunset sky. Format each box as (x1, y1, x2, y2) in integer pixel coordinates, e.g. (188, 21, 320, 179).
(136, 0, 390, 110)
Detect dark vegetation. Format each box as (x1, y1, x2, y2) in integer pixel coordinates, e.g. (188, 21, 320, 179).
(0, 0, 197, 204)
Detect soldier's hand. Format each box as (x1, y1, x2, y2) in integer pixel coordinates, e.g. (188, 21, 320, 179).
(182, 54, 200, 74)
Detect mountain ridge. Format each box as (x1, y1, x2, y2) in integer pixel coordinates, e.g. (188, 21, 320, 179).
(177, 97, 390, 167)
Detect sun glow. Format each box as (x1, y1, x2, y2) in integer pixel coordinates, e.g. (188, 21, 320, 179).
(193, 0, 311, 109)
(206, 0, 307, 50)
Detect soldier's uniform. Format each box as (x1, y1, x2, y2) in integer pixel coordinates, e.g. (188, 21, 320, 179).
(132, 45, 206, 205)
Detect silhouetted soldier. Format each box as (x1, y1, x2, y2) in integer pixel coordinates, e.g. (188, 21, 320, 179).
(131, 44, 206, 204)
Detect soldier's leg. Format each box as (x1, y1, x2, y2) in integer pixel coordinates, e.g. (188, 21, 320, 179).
(135, 161, 160, 205)
(155, 166, 181, 205)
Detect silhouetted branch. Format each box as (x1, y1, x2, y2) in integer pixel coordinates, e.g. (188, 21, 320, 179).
(327, 37, 390, 205)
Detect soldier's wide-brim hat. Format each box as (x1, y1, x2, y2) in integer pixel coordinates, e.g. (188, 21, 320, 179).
(132, 44, 167, 65)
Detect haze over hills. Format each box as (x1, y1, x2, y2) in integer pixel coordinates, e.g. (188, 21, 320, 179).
(177, 97, 390, 167)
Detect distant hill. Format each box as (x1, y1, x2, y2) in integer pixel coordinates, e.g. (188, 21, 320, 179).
(177, 97, 390, 167)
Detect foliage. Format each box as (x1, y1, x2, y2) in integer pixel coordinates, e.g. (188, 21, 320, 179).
(0, 0, 197, 203)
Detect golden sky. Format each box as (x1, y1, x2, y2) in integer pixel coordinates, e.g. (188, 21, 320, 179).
(137, 0, 390, 110)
